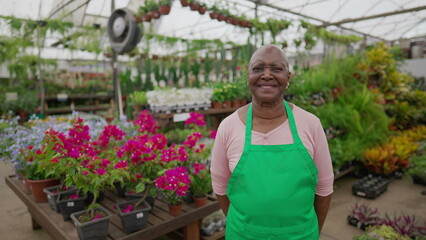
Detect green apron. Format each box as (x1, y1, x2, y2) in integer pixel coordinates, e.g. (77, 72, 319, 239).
(226, 101, 319, 240)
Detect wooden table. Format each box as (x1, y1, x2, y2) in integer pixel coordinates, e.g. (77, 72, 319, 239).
(5, 175, 221, 240)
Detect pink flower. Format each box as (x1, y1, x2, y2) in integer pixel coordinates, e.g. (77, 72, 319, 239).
(70, 194, 79, 199)
(122, 204, 134, 213)
(154, 166, 190, 197)
(36, 149, 42, 155)
(133, 110, 158, 134)
(114, 161, 127, 169)
(210, 131, 217, 139)
(185, 112, 206, 127)
(50, 158, 59, 163)
(83, 171, 88, 175)
(193, 163, 206, 174)
(95, 168, 106, 175)
(91, 214, 104, 221)
(27, 145, 34, 150)
(183, 132, 203, 148)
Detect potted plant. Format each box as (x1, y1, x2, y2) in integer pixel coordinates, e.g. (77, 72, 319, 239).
(407, 154, 426, 186)
(189, 1, 200, 11)
(180, 0, 191, 7)
(197, 3, 207, 15)
(189, 163, 212, 207)
(209, 5, 219, 19)
(154, 166, 191, 216)
(116, 199, 151, 234)
(347, 202, 380, 230)
(158, 0, 172, 15)
(20, 130, 65, 202)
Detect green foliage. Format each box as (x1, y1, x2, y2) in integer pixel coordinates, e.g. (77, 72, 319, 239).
(190, 168, 212, 198)
(129, 91, 148, 105)
(354, 225, 411, 240)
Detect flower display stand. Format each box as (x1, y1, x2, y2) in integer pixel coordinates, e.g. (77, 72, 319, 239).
(6, 175, 220, 240)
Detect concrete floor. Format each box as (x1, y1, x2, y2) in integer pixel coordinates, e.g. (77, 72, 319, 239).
(1, 161, 425, 240)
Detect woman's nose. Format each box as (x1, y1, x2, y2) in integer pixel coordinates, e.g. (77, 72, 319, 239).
(261, 68, 273, 80)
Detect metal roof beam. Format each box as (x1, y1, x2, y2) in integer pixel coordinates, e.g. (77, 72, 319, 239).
(246, 0, 386, 41)
(320, 5, 426, 27)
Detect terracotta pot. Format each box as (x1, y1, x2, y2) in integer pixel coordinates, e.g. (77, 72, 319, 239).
(240, 99, 248, 106)
(19, 174, 31, 193)
(180, 0, 190, 7)
(27, 178, 60, 203)
(225, 16, 233, 24)
(193, 196, 207, 207)
(217, 14, 225, 21)
(168, 204, 182, 216)
(239, 20, 248, 27)
(212, 101, 222, 109)
(223, 101, 232, 109)
(150, 10, 161, 19)
(231, 18, 239, 25)
(189, 3, 200, 11)
(231, 100, 240, 108)
(159, 5, 171, 15)
(142, 13, 152, 22)
(209, 12, 218, 19)
(198, 7, 207, 15)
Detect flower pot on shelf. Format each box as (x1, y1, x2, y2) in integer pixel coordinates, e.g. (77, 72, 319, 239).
(231, 100, 240, 108)
(70, 206, 112, 240)
(57, 190, 87, 221)
(189, 3, 200, 11)
(159, 5, 171, 15)
(150, 10, 161, 19)
(211, 101, 222, 109)
(217, 14, 225, 21)
(85, 191, 105, 205)
(209, 12, 218, 19)
(198, 7, 207, 15)
(142, 13, 152, 22)
(168, 203, 183, 216)
(412, 174, 426, 186)
(223, 101, 232, 109)
(27, 178, 60, 203)
(113, 182, 127, 198)
(180, 0, 190, 7)
(43, 185, 76, 213)
(124, 192, 155, 210)
(116, 199, 151, 234)
(193, 196, 207, 207)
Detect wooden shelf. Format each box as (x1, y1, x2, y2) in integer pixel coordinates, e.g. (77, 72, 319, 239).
(201, 229, 225, 240)
(45, 104, 111, 114)
(44, 93, 113, 101)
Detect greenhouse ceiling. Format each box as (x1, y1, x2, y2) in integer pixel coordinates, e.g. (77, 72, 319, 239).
(1, 0, 425, 59)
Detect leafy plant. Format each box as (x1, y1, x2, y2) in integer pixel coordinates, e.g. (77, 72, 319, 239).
(348, 202, 380, 228)
(354, 225, 411, 240)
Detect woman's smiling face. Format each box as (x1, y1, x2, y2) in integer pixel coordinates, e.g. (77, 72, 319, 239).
(248, 45, 290, 103)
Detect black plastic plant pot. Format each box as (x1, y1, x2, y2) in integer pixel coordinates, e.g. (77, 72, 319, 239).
(113, 182, 127, 197)
(70, 206, 112, 240)
(346, 216, 368, 231)
(43, 185, 76, 213)
(124, 192, 155, 210)
(57, 190, 87, 221)
(85, 191, 104, 205)
(117, 199, 151, 234)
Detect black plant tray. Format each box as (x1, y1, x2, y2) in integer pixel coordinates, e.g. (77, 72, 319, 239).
(352, 175, 390, 199)
(347, 216, 370, 231)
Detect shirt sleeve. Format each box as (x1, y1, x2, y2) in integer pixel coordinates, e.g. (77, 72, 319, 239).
(210, 122, 232, 196)
(313, 120, 334, 196)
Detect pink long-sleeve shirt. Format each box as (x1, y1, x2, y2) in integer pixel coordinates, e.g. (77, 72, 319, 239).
(211, 104, 334, 197)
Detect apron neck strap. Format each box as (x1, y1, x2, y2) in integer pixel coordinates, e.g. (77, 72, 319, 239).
(245, 100, 303, 147)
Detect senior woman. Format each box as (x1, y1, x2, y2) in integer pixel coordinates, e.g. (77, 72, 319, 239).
(210, 44, 334, 239)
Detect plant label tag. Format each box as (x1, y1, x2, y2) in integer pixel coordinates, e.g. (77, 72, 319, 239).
(173, 113, 190, 122)
(67, 202, 74, 207)
(5, 92, 18, 101)
(57, 93, 68, 102)
(48, 195, 51, 199)
(356, 191, 366, 197)
(136, 213, 144, 219)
